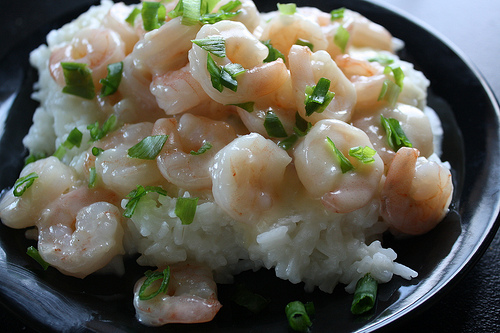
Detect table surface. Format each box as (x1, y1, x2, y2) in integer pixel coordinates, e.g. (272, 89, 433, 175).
(1, 0, 499, 332)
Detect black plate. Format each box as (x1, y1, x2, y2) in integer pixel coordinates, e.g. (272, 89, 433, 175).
(1, 0, 499, 332)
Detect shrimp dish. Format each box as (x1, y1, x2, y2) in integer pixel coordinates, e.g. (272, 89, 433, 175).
(0, 0, 455, 328)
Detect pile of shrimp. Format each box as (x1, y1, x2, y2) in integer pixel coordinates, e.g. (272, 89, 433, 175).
(0, 0, 453, 326)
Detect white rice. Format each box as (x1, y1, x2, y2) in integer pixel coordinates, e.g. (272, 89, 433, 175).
(24, 0, 425, 294)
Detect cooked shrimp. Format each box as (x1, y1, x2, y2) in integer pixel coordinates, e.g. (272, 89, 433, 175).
(132, 17, 200, 76)
(153, 114, 237, 191)
(0, 157, 78, 229)
(352, 103, 434, 167)
(101, 3, 140, 54)
(90, 122, 166, 197)
(37, 187, 124, 278)
(288, 45, 356, 124)
(236, 105, 295, 139)
(49, 28, 126, 91)
(380, 147, 453, 235)
(150, 64, 211, 115)
(259, 11, 328, 57)
(293, 119, 384, 214)
(335, 54, 383, 79)
(189, 21, 289, 105)
(345, 9, 393, 51)
(210, 133, 292, 224)
(133, 262, 222, 326)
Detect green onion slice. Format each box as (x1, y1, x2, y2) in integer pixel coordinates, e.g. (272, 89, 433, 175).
(278, 134, 299, 150)
(180, 0, 201, 25)
(304, 77, 335, 116)
(295, 38, 314, 51)
(61, 62, 95, 100)
(53, 127, 83, 160)
(100, 61, 123, 97)
(261, 40, 285, 63)
(26, 246, 50, 270)
(13, 172, 39, 197)
(368, 54, 394, 66)
(232, 284, 270, 314)
(88, 167, 97, 188)
(192, 37, 226, 58)
(326, 137, 354, 173)
(128, 135, 168, 160)
(138, 267, 171, 300)
(175, 197, 199, 225)
(384, 66, 404, 89)
(142, 1, 167, 31)
(380, 115, 412, 151)
(231, 101, 254, 113)
(330, 7, 345, 20)
(207, 53, 224, 92)
(87, 115, 117, 142)
(264, 110, 288, 138)
(125, 7, 141, 26)
(334, 25, 349, 53)
(348, 146, 377, 164)
(293, 112, 312, 137)
(351, 273, 378, 315)
(92, 147, 105, 157)
(200, 0, 242, 24)
(190, 141, 213, 155)
(24, 152, 46, 166)
(124, 185, 167, 218)
(278, 3, 296, 15)
(285, 301, 313, 332)
(207, 54, 244, 92)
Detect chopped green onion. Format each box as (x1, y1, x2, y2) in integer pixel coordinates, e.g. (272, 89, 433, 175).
(261, 40, 285, 63)
(92, 147, 105, 157)
(326, 137, 354, 173)
(88, 115, 117, 142)
(278, 3, 296, 15)
(167, 0, 184, 19)
(125, 7, 141, 26)
(61, 62, 95, 100)
(231, 101, 254, 112)
(330, 7, 345, 20)
(13, 172, 38, 197)
(128, 135, 168, 160)
(384, 66, 404, 89)
(334, 25, 349, 53)
(138, 267, 171, 300)
(368, 54, 394, 66)
(180, 0, 202, 25)
(88, 167, 97, 188)
(192, 37, 226, 58)
(207, 54, 245, 92)
(349, 146, 377, 164)
(304, 77, 335, 116)
(224, 63, 245, 77)
(293, 112, 312, 137)
(295, 38, 314, 51)
(207, 53, 224, 92)
(100, 61, 123, 97)
(285, 301, 313, 332)
(53, 127, 83, 160)
(123, 185, 167, 218)
(26, 246, 49, 270)
(218, 0, 241, 12)
(278, 134, 299, 150)
(200, 0, 242, 24)
(175, 197, 199, 225)
(24, 152, 46, 166)
(351, 273, 378, 315)
(190, 141, 213, 155)
(264, 110, 288, 138)
(380, 115, 412, 151)
(232, 284, 270, 314)
(142, 1, 167, 31)
(377, 80, 398, 106)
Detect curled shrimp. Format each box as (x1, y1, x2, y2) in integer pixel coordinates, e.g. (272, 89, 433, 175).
(288, 45, 356, 124)
(259, 11, 328, 57)
(37, 187, 124, 278)
(380, 147, 453, 235)
(101, 3, 140, 55)
(153, 114, 237, 191)
(344, 9, 393, 51)
(210, 133, 292, 224)
(293, 119, 384, 214)
(0, 157, 78, 229)
(150, 64, 211, 115)
(189, 20, 289, 105)
(49, 28, 126, 91)
(87, 122, 166, 197)
(133, 262, 222, 326)
(352, 103, 434, 167)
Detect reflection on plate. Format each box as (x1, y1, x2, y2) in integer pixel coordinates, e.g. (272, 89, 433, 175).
(0, 0, 499, 332)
